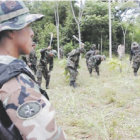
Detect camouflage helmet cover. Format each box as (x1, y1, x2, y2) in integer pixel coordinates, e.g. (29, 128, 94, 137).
(131, 42, 139, 49)
(91, 44, 96, 50)
(0, 0, 44, 32)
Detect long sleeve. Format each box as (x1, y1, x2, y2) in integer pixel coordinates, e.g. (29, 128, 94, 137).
(0, 74, 66, 140)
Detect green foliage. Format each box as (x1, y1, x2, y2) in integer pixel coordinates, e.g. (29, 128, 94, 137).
(108, 58, 123, 72)
(63, 42, 75, 56)
(64, 67, 70, 83)
(25, 1, 140, 55)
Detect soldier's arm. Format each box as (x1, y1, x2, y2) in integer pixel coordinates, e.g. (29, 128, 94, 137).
(1, 75, 66, 140)
(85, 51, 91, 59)
(40, 48, 48, 54)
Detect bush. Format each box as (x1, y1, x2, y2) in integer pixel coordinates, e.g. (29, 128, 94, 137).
(63, 42, 75, 56)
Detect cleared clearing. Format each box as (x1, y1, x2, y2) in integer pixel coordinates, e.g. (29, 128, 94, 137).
(42, 57, 140, 140)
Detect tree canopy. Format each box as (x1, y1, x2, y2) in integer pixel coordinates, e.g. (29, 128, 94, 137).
(26, 1, 140, 56)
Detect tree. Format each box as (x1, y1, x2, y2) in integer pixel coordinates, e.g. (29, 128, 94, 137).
(54, 1, 60, 59)
(70, 0, 84, 47)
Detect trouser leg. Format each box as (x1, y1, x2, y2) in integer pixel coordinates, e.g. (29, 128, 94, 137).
(133, 62, 139, 76)
(87, 62, 92, 75)
(36, 67, 43, 86)
(68, 67, 78, 88)
(95, 65, 99, 76)
(43, 67, 50, 89)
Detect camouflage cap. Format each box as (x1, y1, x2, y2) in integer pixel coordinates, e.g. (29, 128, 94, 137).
(0, 0, 44, 32)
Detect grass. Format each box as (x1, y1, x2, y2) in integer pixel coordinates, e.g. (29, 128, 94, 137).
(42, 56, 140, 140)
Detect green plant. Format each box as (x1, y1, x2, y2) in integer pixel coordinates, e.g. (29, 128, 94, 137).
(63, 42, 75, 56)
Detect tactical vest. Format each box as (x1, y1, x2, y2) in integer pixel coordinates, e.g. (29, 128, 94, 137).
(0, 59, 49, 140)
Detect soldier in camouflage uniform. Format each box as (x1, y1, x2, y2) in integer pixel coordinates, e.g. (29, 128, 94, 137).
(87, 55, 106, 76)
(130, 42, 140, 76)
(37, 46, 56, 89)
(28, 42, 37, 74)
(66, 44, 85, 88)
(21, 42, 37, 74)
(0, 1, 66, 139)
(85, 44, 99, 69)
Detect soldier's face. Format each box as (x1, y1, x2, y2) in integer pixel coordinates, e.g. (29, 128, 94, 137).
(13, 25, 34, 55)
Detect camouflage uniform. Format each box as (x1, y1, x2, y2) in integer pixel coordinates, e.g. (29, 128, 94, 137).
(21, 49, 37, 75)
(130, 42, 140, 76)
(0, 1, 66, 139)
(0, 56, 66, 140)
(66, 47, 85, 87)
(87, 55, 106, 76)
(37, 48, 56, 89)
(85, 44, 100, 74)
(28, 49, 37, 74)
(21, 55, 29, 64)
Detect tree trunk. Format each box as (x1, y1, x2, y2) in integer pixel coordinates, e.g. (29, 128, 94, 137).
(101, 32, 103, 54)
(77, 23, 81, 48)
(55, 2, 60, 59)
(108, 0, 112, 58)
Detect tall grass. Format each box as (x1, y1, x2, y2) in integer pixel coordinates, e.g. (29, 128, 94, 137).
(44, 57, 140, 140)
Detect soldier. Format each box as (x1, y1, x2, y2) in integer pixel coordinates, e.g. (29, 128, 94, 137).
(37, 46, 56, 89)
(87, 55, 106, 76)
(0, 1, 66, 139)
(21, 42, 37, 74)
(117, 44, 125, 60)
(66, 44, 85, 88)
(85, 44, 99, 69)
(130, 42, 140, 76)
(28, 42, 37, 74)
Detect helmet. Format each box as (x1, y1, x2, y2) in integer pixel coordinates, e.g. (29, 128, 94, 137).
(52, 50, 57, 57)
(0, 0, 44, 32)
(79, 47, 85, 53)
(91, 44, 96, 50)
(102, 55, 106, 61)
(131, 42, 139, 49)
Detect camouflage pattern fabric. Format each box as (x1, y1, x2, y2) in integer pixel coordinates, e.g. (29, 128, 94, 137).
(36, 48, 55, 88)
(117, 44, 125, 60)
(0, 56, 66, 140)
(130, 42, 140, 75)
(0, 1, 44, 32)
(87, 55, 104, 76)
(85, 49, 99, 67)
(66, 47, 84, 85)
(21, 55, 28, 64)
(21, 50, 37, 75)
(28, 49, 37, 74)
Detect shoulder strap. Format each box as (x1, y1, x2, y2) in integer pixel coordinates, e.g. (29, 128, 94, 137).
(0, 59, 49, 100)
(0, 59, 49, 140)
(0, 59, 35, 88)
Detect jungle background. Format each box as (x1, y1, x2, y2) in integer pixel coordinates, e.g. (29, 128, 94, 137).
(25, 0, 140, 140)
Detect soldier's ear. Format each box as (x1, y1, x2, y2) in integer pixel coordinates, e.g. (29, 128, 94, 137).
(7, 31, 14, 40)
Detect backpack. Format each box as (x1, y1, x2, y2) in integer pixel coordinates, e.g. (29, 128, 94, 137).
(0, 59, 49, 140)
